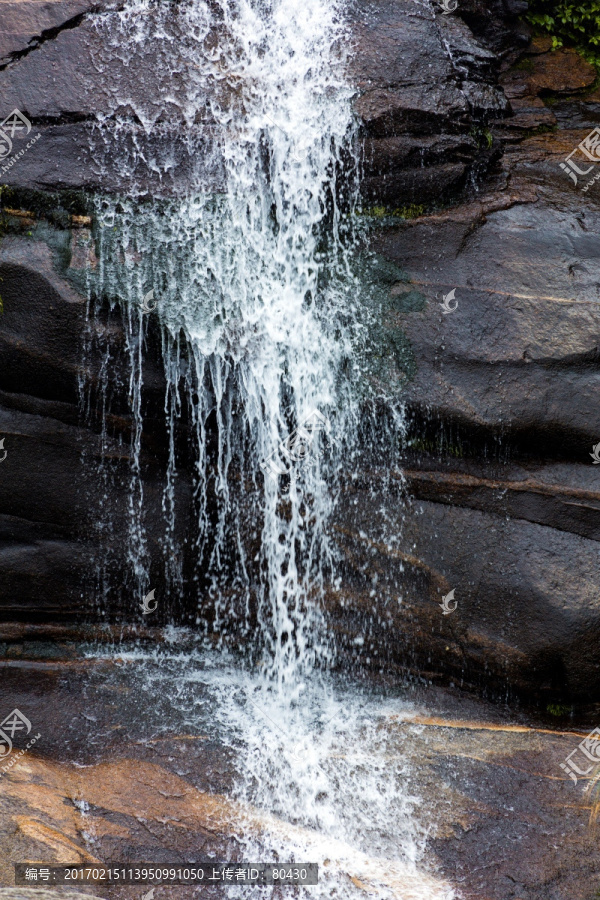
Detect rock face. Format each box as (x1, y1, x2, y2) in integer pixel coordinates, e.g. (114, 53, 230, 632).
(0, 0, 228, 194)
(349, 0, 512, 206)
(336, 31, 600, 704)
(0, 228, 197, 622)
(0, 0, 599, 703)
(1, 657, 599, 900)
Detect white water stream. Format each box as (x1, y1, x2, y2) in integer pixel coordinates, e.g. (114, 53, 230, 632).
(87, 644, 455, 899)
(84, 0, 454, 895)
(89, 0, 366, 687)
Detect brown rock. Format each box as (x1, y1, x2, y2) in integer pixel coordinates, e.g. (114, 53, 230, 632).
(0, 755, 451, 897)
(502, 46, 597, 97)
(528, 35, 554, 55)
(2, 663, 598, 900)
(493, 95, 557, 131)
(528, 47, 597, 94)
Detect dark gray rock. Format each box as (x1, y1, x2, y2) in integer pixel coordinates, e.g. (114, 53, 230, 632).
(349, 0, 509, 205)
(354, 41, 600, 700)
(329, 457, 600, 701)
(0, 16, 223, 121)
(373, 193, 600, 449)
(0, 122, 226, 195)
(0, 6, 232, 194)
(0, 231, 197, 622)
(0, 0, 511, 199)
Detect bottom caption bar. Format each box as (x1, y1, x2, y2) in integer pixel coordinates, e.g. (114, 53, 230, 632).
(15, 865, 318, 886)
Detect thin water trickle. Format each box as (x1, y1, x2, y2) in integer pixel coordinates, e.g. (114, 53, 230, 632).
(81, 0, 453, 895)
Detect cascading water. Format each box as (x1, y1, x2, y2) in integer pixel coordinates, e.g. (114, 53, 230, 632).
(81, 0, 454, 896)
(88, 0, 364, 686)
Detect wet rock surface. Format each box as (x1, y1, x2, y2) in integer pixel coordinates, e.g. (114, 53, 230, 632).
(1, 0, 514, 200)
(1, 656, 600, 900)
(333, 464, 600, 702)
(0, 0, 98, 66)
(0, 0, 229, 194)
(0, 228, 198, 621)
(1, 4, 598, 899)
(349, 0, 510, 205)
(357, 24, 600, 701)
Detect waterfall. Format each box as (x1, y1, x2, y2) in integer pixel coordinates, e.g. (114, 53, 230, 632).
(80, 1, 454, 896)
(86, 0, 363, 692)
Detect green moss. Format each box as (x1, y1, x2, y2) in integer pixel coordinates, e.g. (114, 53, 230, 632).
(357, 204, 426, 220)
(546, 702, 571, 716)
(407, 436, 465, 458)
(0, 186, 91, 222)
(514, 57, 536, 72)
(370, 257, 411, 286)
(526, 0, 600, 69)
(469, 126, 494, 149)
(339, 254, 423, 397)
(528, 123, 559, 135)
(389, 288, 427, 313)
(392, 204, 426, 219)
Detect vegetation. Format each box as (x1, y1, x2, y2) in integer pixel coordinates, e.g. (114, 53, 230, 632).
(406, 436, 465, 459)
(469, 126, 494, 149)
(526, 0, 600, 67)
(357, 204, 426, 220)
